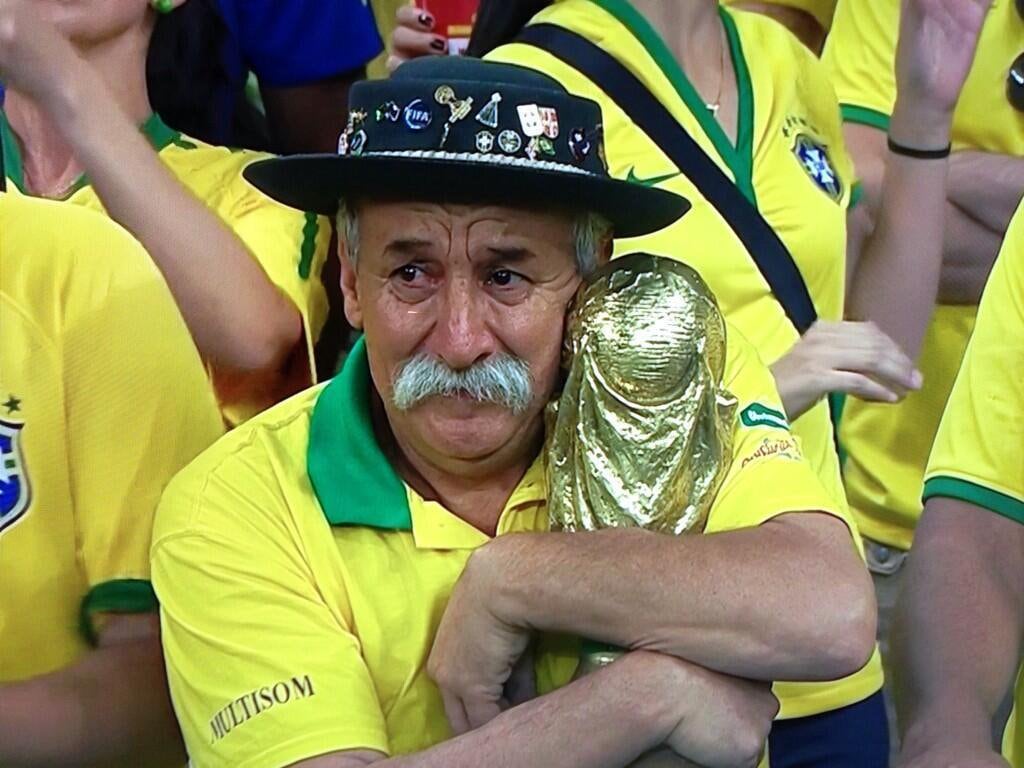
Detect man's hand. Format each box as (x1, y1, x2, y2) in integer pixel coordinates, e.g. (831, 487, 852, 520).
(427, 544, 532, 734)
(0, 2, 81, 108)
(770, 320, 921, 420)
(660, 656, 778, 768)
(898, 745, 1010, 768)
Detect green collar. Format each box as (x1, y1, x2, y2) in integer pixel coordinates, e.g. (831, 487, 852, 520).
(585, 0, 757, 206)
(307, 337, 413, 530)
(0, 112, 181, 197)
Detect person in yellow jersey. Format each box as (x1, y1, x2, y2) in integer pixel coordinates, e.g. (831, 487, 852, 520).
(386, 0, 985, 763)
(152, 57, 877, 768)
(0, 193, 224, 765)
(0, 0, 332, 425)
(823, 0, 1024, 727)
(722, 0, 835, 53)
(887, 202, 1024, 768)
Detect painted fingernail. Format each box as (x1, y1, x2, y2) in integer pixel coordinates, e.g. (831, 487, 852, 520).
(430, 37, 446, 51)
(418, 12, 434, 28)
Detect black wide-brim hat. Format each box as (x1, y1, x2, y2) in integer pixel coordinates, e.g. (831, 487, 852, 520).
(244, 57, 689, 238)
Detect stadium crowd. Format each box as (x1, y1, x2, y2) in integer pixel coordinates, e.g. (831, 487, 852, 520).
(0, 0, 1021, 766)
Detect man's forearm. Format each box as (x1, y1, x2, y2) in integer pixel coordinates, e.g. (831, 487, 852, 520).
(0, 635, 184, 768)
(893, 499, 1024, 758)
(947, 151, 1024, 234)
(295, 653, 673, 768)
(938, 200, 1003, 304)
(485, 514, 875, 682)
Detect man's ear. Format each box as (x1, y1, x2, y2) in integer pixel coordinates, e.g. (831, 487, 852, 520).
(339, 240, 363, 330)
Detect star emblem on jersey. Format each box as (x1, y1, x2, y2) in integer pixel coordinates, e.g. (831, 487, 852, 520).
(793, 134, 842, 202)
(0, 419, 31, 535)
(2, 395, 20, 414)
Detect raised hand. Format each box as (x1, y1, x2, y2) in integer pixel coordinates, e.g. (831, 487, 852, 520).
(891, 0, 992, 146)
(388, 5, 448, 73)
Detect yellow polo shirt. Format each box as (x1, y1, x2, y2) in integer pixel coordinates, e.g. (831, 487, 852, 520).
(923, 203, 1024, 766)
(0, 195, 223, 683)
(823, 0, 1024, 550)
(486, 0, 881, 718)
(153, 326, 857, 768)
(0, 112, 332, 426)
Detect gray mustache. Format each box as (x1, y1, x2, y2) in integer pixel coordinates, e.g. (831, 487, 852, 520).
(392, 353, 534, 414)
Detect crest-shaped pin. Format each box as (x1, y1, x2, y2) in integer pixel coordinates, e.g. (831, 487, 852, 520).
(539, 107, 559, 139)
(475, 92, 502, 129)
(517, 104, 544, 138)
(793, 134, 842, 201)
(0, 419, 31, 535)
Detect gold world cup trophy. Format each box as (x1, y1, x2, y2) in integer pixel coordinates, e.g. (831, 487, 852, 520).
(546, 253, 738, 766)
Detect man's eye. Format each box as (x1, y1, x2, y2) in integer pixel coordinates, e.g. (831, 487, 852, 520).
(489, 269, 521, 287)
(396, 265, 422, 282)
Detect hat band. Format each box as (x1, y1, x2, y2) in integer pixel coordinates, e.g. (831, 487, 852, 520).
(360, 149, 593, 176)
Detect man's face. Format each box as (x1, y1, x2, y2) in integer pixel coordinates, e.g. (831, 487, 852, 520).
(341, 201, 582, 473)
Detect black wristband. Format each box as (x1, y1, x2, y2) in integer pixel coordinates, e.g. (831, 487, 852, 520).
(886, 136, 951, 160)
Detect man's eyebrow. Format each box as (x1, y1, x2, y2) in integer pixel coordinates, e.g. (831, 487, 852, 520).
(484, 246, 536, 262)
(384, 238, 435, 256)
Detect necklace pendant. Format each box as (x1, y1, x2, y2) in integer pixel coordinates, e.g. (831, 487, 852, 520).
(706, 102, 720, 116)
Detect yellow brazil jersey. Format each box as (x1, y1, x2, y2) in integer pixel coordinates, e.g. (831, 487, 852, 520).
(0, 195, 224, 683)
(822, 0, 1024, 550)
(721, 0, 837, 35)
(922, 202, 1024, 767)
(0, 112, 332, 426)
(485, 0, 881, 719)
(153, 327, 859, 768)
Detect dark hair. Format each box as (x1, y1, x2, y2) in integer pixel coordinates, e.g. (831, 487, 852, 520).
(146, 0, 270, 149)
(466, 0, 552, 57)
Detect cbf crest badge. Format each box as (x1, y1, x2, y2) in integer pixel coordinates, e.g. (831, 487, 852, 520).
(792, 133, 842, 202)
(0, 419, 31, 534)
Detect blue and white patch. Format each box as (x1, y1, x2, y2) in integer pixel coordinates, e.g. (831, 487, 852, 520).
(0, 419, 30, 534)
(793, 134, 842, 202)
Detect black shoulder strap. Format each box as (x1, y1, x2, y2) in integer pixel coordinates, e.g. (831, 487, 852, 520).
(516, 23, 818, 334)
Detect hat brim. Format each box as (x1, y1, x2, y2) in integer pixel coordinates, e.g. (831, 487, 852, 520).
(244, 155, 690, 238)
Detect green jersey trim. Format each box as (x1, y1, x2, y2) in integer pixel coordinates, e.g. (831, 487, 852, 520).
(307, 336, 413, 530)
(585, 0, 758, 206)
(0, 112, 182, 197)
(839, 105, 890, 132)
(923, 476, 1024, 526)
(79, 579, 159, 646)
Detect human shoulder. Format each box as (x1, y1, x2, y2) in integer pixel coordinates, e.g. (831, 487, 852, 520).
(153, 383, 327, 542)
(0, 195, 163, 329)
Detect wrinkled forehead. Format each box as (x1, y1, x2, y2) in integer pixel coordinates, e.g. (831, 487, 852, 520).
(354, 200, 577, 250)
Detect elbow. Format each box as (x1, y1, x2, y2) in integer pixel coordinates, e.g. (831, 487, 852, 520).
(233, 308, 304, 373)
(808, 568, 877, 680)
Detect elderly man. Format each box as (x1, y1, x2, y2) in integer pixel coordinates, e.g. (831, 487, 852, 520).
(152, 57, 875, 768)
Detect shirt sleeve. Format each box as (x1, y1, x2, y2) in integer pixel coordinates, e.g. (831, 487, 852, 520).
(820, 0, 899, 130)
(61, 218, 225, 642)
(224, 0, 383, 87)
(923, 204, 1024, 524)
(152, 448, 390, 768)
(218, 158, 332, 425)
(705, 327, 850, 534)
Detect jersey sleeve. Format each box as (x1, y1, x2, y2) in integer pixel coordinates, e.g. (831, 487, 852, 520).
(219, 162, 332, 425)
(705, 327, 850, 534)
(923, 205, 1024, 523)
(820, 0, 898, 130)
(61, 218, 224, 642)
(152, 448, 390, 767)
(225, 0, 383, 86)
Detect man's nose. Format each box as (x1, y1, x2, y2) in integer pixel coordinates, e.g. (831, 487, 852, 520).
(426, 275, 498, 370)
